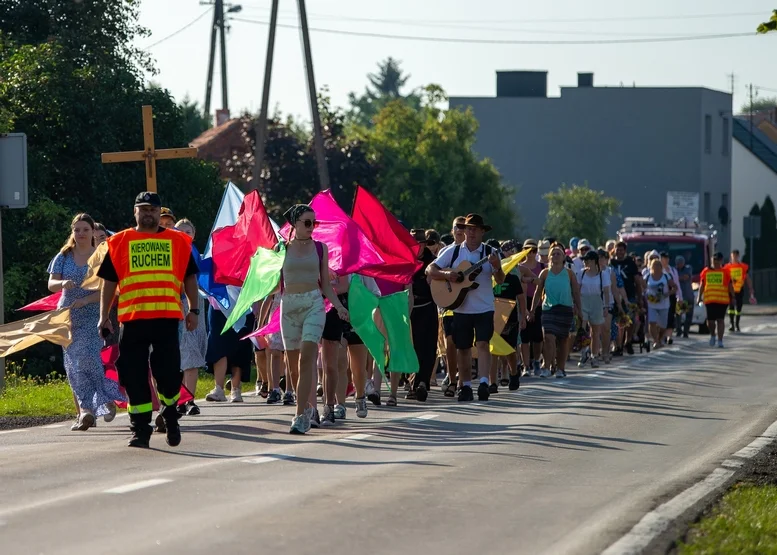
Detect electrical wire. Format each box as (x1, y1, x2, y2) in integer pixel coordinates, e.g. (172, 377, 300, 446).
(231, 17, 759, 45)
(142, 9, 213, 50)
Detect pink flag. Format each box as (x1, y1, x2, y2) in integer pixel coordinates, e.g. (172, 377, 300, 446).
(211, 190, 278, 286)
(351, 186, 422, 284)
(279, 190, 385, 275)
(18, 292, 62, 312)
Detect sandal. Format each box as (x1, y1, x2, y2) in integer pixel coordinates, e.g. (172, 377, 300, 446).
(386, 394, 398, 407)
(499, 378, 509, 387)
(444, 384, 456, 398)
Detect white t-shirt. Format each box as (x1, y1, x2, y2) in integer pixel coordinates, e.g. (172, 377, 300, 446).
(433, 242, 496, 314)
(646, 273, 671, 309)
(572, 257, 585, 274)
(601, 267, 614, 306)
(578, 269, 608, 298)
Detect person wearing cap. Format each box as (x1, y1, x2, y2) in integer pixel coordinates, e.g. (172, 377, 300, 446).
(699, 252, 735, 348)
(97, 191, 201, 448)
(427, 213, 505, 402)
(573, 239, 592, 274)
(724, 249, 756, 332)
(519, 238, 545, 376)
(159, 207, 176, 229)
(674, 255, 694, 338)
(437, 217, 468, 397)
(537, 239, 551, 264)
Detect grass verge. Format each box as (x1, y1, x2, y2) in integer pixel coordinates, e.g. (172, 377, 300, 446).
(678, 483, 777, 554)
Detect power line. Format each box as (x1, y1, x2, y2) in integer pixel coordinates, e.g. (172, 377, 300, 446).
(231, 17, 759, 45)
(142, 9, 213, 50)
(238, 5, 765, 25)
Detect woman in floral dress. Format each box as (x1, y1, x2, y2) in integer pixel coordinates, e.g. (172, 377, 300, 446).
(48, 213, 125, 431)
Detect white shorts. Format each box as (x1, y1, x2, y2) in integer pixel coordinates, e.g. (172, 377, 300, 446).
(280, 290, 326, 351)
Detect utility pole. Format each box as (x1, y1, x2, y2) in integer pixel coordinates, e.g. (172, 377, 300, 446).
(204, 4, 218, 121)
(727, 72, 736, 96)
(298, 0, 330, 191)
(749, 83, 755, 150)
(251, 0, 279, 190)
(218, 0, 229, 113)
(203, 0, 236, 122)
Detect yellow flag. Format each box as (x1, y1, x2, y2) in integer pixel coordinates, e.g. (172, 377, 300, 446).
(493, 247, 532, 287)
(472, 299, 517, 357)
(0, 309, 72, 357)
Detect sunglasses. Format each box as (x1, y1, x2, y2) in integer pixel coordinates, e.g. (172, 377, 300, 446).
(300, 219, 318, 228)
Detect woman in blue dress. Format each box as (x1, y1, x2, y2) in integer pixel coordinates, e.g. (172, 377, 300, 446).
(48, 213, 125, 431)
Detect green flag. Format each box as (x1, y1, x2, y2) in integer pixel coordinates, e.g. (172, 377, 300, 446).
(222, 244, 285, 333)
(349, 275, 418, 375)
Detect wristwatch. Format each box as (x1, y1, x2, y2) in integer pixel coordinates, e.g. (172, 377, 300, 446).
(190, 309, 200, 315)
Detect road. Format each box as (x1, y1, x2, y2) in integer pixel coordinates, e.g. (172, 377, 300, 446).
(1, 315, 777, 555)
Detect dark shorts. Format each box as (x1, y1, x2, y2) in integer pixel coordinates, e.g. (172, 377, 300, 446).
(520, 298, 543, 344)
(206, 309, 255, 381)
(322, 307, 343, 342)
(442, 315, 455, 338)
(705, 303, 728, 321)
(500, 322, 519, 349)
(452, 311, 495, 350)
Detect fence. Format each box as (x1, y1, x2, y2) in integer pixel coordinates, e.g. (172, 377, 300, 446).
(753, 269, 777, 302)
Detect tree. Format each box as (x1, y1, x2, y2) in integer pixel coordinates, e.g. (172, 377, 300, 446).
(358, 85, 518, 238)
(0, 1, 223, 318)
(740, 96, 777, 114)
(180, 95, 212, 143)
(543, 183, 621, 246)
(346, 57, 422, 128)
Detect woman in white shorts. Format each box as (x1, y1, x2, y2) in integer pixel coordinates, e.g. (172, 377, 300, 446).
(577, 250, 610, 368)
(280, 204, 349, 435)
(645, 258, 677, 349)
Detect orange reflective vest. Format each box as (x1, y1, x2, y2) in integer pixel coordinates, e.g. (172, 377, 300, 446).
(724, 262, 748, 293)
(107, 228, 192, 322)
(700, 267, 731, 305)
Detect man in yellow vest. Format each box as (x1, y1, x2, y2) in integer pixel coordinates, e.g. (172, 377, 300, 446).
(97, 192, 200, 448)
(699, 252, 735, 349)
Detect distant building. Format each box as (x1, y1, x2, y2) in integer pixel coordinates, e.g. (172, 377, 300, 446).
(731, 116, 777, 254)
(191, 117, 247, 182)
(449, 71, 732, 251)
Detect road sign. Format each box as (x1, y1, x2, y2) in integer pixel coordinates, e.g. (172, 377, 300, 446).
(744, 215, 762, 239)
(0, 133, 28, 209)
(666, 191, 699, 221)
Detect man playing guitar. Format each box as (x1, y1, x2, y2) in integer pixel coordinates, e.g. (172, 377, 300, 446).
(426, 214, 505, 402)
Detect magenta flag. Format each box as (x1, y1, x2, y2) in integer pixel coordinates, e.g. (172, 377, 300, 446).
(18, 292, 62, 312)
(279, 190, 385, 276)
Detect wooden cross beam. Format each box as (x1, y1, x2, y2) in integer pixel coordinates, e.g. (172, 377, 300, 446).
(101, 105, 198, 193)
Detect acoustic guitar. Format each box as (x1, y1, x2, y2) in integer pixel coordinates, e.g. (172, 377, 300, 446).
(431, 248, 502, 310)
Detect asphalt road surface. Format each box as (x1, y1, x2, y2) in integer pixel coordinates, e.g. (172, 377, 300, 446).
(2, 315, 777, 555)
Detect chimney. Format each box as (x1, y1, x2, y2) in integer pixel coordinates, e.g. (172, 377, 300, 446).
(216, 108, 231, 127)
(578, 72, 594, 88)
(496, 71, 547, 98)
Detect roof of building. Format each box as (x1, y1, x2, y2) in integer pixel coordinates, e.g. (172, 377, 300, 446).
(733, 116, 777, 176)
(190, 117, 250, 179)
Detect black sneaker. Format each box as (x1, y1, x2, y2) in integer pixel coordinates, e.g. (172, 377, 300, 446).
(612, 347, 623, 357)
(625, 343, 634, 355)
(267, 389, 282, 404)
(176, 403, 187, 416)
(736, 325, 741, 333)
(165, 419, 181, 447)
(317, 383, 324, 397)
(683, 332, 689, 338)
(477, 382, 490, 401)
(729, 324, 735, 332)
(186, 402, 201, 416)
(415, 383, 428, 402)
(367, 391, 382, 406)
(508, 373, 520, 391)
(405, 390, 417, 400)
(260, 382, 269, 398)
(128, 433, 150, 448)
(457, 385, 474, 402)
(488, 383, 498, 394)
(283, 391, 295, 406)
(154, 413, 166, 434)
(279, 375, 286, 392)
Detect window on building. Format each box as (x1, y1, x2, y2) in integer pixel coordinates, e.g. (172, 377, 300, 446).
(704, 192, 711, 222)
(705, 114, 712, 154)
(722, 118, 730, 155)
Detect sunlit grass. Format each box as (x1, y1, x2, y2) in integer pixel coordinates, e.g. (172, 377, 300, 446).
(0, 361, 75, 417)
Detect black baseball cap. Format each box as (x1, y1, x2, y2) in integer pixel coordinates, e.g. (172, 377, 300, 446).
(134, 191, 162, 207)
(713, 251, 724, 260)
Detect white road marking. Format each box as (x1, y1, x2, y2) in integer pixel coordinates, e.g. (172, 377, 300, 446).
(413, 414, 439, 421)
(0, 430, 24, 435)
(103, 478, 173, 494)
(242, 454, 291, 464)
(41, 424, 66, 429)
(602, 468, 735, 555)
(340, 434, 373, 442)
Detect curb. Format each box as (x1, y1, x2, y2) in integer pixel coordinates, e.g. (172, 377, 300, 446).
(602, 420, 777, 555)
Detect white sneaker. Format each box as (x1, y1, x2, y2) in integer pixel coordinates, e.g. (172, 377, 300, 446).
(355, 397, 368, 418)
(521, 367, 531, 378)
(230, 387, 243, 403)
(306, 407, 320, 430)
(289, 414, 307, 434)
(206, 386, 227, 402)
(103, 402, 117, 422)
(321, 405, 336, 427)
(539, 369, 552, 378)
(334, 404, 346, 420)
(365, 379, 376, 397)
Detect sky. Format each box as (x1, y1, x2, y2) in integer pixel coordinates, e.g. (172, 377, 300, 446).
(135, 0, 777, 123)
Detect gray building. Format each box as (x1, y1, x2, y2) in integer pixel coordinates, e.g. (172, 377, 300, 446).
(449, 71, 733, 251)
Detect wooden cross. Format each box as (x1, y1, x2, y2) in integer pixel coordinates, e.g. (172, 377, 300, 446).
(101, 105, 198, 193)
